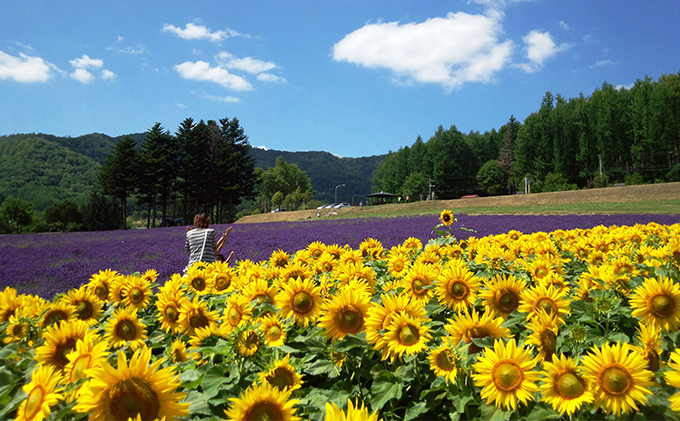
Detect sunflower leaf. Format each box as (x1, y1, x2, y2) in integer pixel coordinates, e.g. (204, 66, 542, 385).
(525, 404, 561, 421)
(404, 401, 429, 421)
(370, 375, 403, 410)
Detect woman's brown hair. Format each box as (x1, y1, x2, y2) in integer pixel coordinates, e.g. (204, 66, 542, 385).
(193, 213, 210, 228)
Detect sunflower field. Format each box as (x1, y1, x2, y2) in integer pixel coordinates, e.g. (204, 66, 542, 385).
(2, 213, 680, 421)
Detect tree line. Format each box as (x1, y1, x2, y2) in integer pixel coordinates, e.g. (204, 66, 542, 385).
(374, 71, 680, 199)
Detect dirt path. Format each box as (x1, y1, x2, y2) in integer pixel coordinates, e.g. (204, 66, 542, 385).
(236, 182, 680, 224)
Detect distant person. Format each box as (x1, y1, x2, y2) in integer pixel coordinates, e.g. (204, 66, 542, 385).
(398, 196, 402, 204)
(360, 201, 363, 210)
(184, 213, 217, 273)
(406, 195, 409, 202)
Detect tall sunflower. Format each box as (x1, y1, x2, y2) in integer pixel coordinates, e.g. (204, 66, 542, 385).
(211, 262, 237, 294)
(439, 209, 454, 226)
(234, 328, 262, 357)
(387, 250, 411, 279)
(259, 354, 304, 391)
(435, 260, 479, 312)
(401, 260, 439, 303)
(636, 322, 662, 372)
(279, 260, 314, 284)
(0, 287, 24, 323)
(86, 269, 119, 302)
(383, 313, 431, 362)
(223, 294, 253, 330)
(334, 262, 376, 290)
(518, 283, 571, 324)
(63, 330, 110, 385)
(444, 308, 511, 354)
(178, 296, 219, 337)
(318, 287, 372, 341)
(402, 237, 423, 256)
(73, 346, 189, 421)
(270, 249, 291, 268)
(307, 241, 327, 259)
(630, 276, 680, 332)
(365, 293, 426, 353)
(104, 307, 147, 350)
(241, 277, 277, 307)
(539, 353, 593, 415)
(428, 342, 459, 384)
(258, 314, 288, 347)
(277, 277, 323, 327)
(472, 338, 540, 410)
(155, 292, 185, 334)
(63, 286, 103, 326)
(478, 274, 526, 319)
(184, 265, 213, 295)
(580, 341, 653, 416)
(35, 319, 90, 371)
(14, 364, 64, 421)
(225, 380, 300, 421)
(39, 300, 77, 329)
(324, 399, 381, 421)
(121, 275, 153, 311)
(525, 309, 559, 362)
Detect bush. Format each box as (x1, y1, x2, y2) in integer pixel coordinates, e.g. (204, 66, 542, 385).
(539, 172, 577, 192)
(625, 173, 647, 186)
(592, 174, 609, 188)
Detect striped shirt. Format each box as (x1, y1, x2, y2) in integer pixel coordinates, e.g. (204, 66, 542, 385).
(185, 228, 216, 269)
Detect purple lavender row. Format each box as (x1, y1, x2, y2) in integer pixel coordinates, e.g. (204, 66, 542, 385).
(2, 213, 678, 299)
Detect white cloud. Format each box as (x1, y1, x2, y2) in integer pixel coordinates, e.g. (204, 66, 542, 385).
(517, 30, 567, 73)
(0, 50, 53, 83)
(559, 21, 570, 30)
(70, 68, 95, 83)
(174, 60, 252, 90)
(332, 12, 513, 90)
(108, 44, 147, 54)
(591, 59, 613, 68)
(257, 73, 286, 83)
(215, 52, 276, 74)
(101, 69, 117, 80)
(70, 54, 103, 69)
(256, 145, 268, 150)
(199, 92, 240, 103)
(162, 22, 239, 42)
(616, 83, 634, 90)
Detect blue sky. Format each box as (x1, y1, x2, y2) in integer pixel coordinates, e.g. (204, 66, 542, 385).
(1, 1, 679, 158)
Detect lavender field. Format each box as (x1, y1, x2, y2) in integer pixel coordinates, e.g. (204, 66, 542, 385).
(2, 213, 679, 299)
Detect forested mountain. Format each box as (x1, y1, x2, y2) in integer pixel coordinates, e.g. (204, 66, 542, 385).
(249, 148, 385, 204)
(0, 134, 100, 210)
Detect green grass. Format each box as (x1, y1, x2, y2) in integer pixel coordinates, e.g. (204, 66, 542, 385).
(330, 199, 680, 219)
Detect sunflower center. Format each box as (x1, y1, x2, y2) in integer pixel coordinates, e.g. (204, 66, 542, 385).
(646, 349, 660, 372)
(94, 283, 109, 301)
(292, 291, 314, 314)
(412, 278, 427, 296)
(266, 325, 282, 342)
(43, 310, 68, 327)
(191, 277, 206, 291)
(650, 293, 675, 318)
(322, 262, 333, 272)
(164, 305, 179, 322)
(130, 288, 144, 304)
(55, 338, 78, 369)
(397, 323, 420, 346)
(214, 275, 231, 291)
(189, 311, 209, 329)
(25, 385, 45, 420)
(245, 402, 284, 421)
(601, 365, 632, 396)
(540, 330, 557, 360)
(492, 361, 523, 392)
(449, 281, 470, 300)
(107, 377, 160, 421)
(76, 300, 94, 320)
(70, 354, 92, 382)
(673, 251, 680, 266)
(436, 351, 456, 371)
(115, 320, 138, 341)
(535, 268, 549, 278)
(228, 308, 242, 326)
(496, 289, 520, 314)
(536, 298, 557, 316)
(335, 306, 364, 334)
(266, 367, 295, 390)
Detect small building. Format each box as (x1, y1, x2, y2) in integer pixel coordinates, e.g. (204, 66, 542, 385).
(365, 191, 399, 205)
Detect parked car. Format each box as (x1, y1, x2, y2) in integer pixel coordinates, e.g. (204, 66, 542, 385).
(334, 202, 351, 208)
(271, 207, 286, 213)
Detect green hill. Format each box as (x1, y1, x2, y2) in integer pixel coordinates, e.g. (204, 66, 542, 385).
(249, 148, 385, 204)
(0, 134, 100, 210)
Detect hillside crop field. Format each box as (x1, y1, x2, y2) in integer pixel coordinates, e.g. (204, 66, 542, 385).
(2, 183, 680, 421)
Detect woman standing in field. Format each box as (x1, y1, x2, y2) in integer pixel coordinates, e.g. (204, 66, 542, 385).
(184, 213, 217, 273)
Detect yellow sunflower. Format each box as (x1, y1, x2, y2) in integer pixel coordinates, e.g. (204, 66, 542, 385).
(234, 328, 261, 357)
(518, 283, 571, 324)
(259, 354, 304, 391)
(359, 237, 384, 260)
(315, 252, 338, 275)
(435, 260, 479, 312)
(636, 322, 663, 372)
(63, 286, 103, 326)
(383, 313, 431, 362)
(108, 275, 128, 305)
(580, 341, 653, 416)
(14, 364, 64, 421)
(73, 346, 189, 421)
(277, 277, 323, 327)
(472, 338, 540, 410)
(86, 269, 119, 302)
(169, 338, 197, 364)
(401, 260, 439, 303)
(4, 308, 35, 345)
(121, 275, 153, 311)
(525, 309, 559, 362)
(241, 277, 277, 307)
(478, 274, 526, 319)
(444, 308, 511, 354)
(318, 287, 372, 341)
(630, 276, 680, 332)
(270, 249, 291, 268)
(279, 260, 314, 284)
(178, 296, 219, 337)
(184, 265, 213, 295)
(325, 399, 381, 421)
(428, 342, 458, 384)
(40, 300, 77, 329)
(225, 380, 300, 421)
(364, 293, 427, 353)
(387, 250, 411, 279)
(223, 294, 253, 330)
(155, 292, 185, 334)
(0, 287, 24, 323)
(211, 262, 238, 294)
(35, 319, 90, 371)
(306, 241, 326, 259)
(258, 314, 288, 347)
(338, 248, 363, 267)
(664, 348, 680, 412)
(189, 322, 225, 350)
(539, 353, 593, 415)
(104, 307, 147, 350)
(62, 330, 109, 385)
(402, 237, 423, 256)
(439, 209, 454, 226)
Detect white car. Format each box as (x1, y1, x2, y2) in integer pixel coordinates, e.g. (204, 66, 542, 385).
(334, 202, 351, 208)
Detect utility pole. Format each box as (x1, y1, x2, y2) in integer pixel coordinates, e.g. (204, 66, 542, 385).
(598, 154, 604, 178)
(335, 184, 345, 204)
(427, 178, 435, 200)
